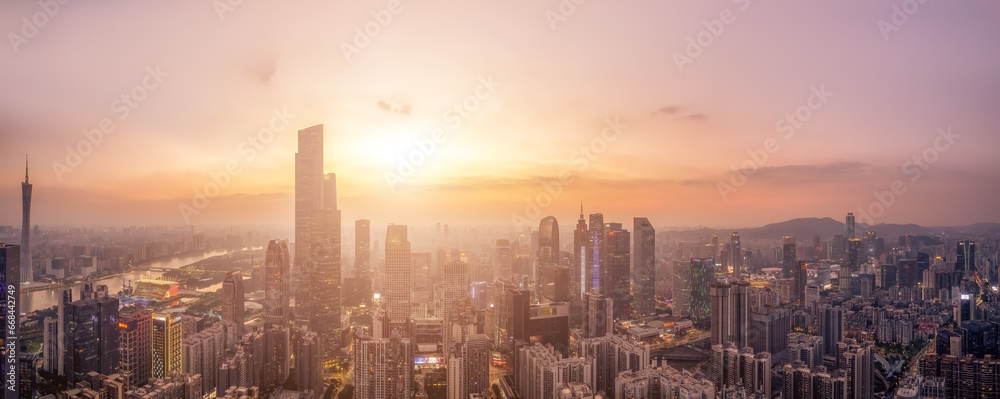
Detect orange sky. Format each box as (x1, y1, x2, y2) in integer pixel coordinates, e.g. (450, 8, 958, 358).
(1, 1, 998, 229)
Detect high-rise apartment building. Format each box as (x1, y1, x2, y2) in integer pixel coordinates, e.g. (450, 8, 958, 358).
(354, 334, 413, 399)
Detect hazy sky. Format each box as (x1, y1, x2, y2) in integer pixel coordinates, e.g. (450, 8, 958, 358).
(1, 0, 998, 230)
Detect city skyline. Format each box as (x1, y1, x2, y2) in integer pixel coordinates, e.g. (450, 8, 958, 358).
(2, 1, 999, 228)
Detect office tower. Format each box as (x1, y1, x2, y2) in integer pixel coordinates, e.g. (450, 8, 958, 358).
(495, 239, 512, 279)
(264, 239, 291, 325)
(782, 236, 796, 278)
(813, 235, 823, 260)
(295, 124, 324, 296)
(309, 207, 342, 360)
(898, 260, 918, 288)
(711, 281, 751, 349)
(17, 353, 34, 398)
(64, 293, 119, 387)
(843, 341, 873, 399)
(21, 158, 31, 283)
(56, 287, 71, 376)
(586, 213, 605, 294)
(845, 212, 856, 240)
(506, 291, 571, 355)
(262, 324, 290, 389)
(573, 205, 588, 299)
(119, 310, 152, 388)
(711, 233, 720, 261)
(958, 320, 996, 358)
(539, 264, 570, 302)
(355, 219, 371, 293)
(152, 312, 182, 379)
(42, 317, 57, 373)
(604, 226, 632, 320)
(295, 327, 323, 398)
(354, 334, 414, 399)
(581, 334, 649, 397)
(793, 261, 807, 304)
(222, 271, 245, 335)
(633, 218, 656, 318)
(844, 238, 862, 293)
(0, 244, 18, 397)
(385, 225, 412, 334)
(690, 258, 714, 326)
(538, 216, 560, 265)
(957, 240, 976, 274)
(731, 232, 742, 275)
(672, 261, 692, 317)
(583, 292, 613, 338)
(832, 234, 847, 260)
(819, 304, 845, 356)
(442, 258, 469, 354)
(956, 293, 973, 327)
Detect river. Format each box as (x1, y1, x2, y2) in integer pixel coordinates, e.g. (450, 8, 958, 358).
(21, 249, 234, 313)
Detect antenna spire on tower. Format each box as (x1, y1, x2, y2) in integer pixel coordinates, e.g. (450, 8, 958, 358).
(24, 154, 29, 182)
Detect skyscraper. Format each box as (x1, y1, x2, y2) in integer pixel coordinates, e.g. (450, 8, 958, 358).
(793, 261, 807, 304)
(119, 310, 153, 388)
(819, 304, 845, 356)
(573, 205, 588, 299)
(354, 334, 413, 399)
(586, 213, 604, 294)
(64, 292, 119, 387)
(494, 239, 512, 279)
(782, 236, 796, 278)
(633, 217, 656, 318)
(603, 225, 632, 321)
(385, 225, 412, 334)
(294, 326, 323, 398)
(845, 212, 856, 240)
(264, 240, 291, 325)
(582, 292, 613, 338)
(710, 282, 732, 347)
(21, 158, 31, 283)
(309, 206, 342, 361)
(152, 312, 182, 379)
(957, 240, 976, 274)
(0, 244, 19, 398)
(355, 219, 371, 290)
(222, 271, 245, 335)
(731, 232, 742, 276)
(690, 258, 714, 326)
(295, 125, 324, 300)
(537, 216, 560, 265)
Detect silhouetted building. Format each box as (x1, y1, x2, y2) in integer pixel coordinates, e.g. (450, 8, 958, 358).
(604, 225, 631, 320)
(308, 206, 342, 360)
(539, 264, 570, 303)
(295, 124, 324, 301)
(64, 293, 119, 387)
(222, 271, 245, 335)
(583, 292, 613, 339)
(355, 219, 371, 299)
(538, 216, 560, 266)
(21, 158, 32, 283)
(782, 236, 796, 279)
(586, 214, 605, 295)
(957, 240, 976, 274)
(731, 233, 742, 275)
(0, 244, 19, 397)
(633, 218, 656, 317)
(573, 206, 588, 299)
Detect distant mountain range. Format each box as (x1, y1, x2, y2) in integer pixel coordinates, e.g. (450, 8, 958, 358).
(659, 217, 1000, 241)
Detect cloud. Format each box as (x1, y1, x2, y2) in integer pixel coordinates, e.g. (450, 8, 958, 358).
(376, 100, 411, 115)
(678, 113, 707, 122)
(653, 106, 680, 115)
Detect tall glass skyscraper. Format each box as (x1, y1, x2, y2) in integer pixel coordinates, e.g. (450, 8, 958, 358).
(0, 244, 19, 398)
(633, 218, 656, 318)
